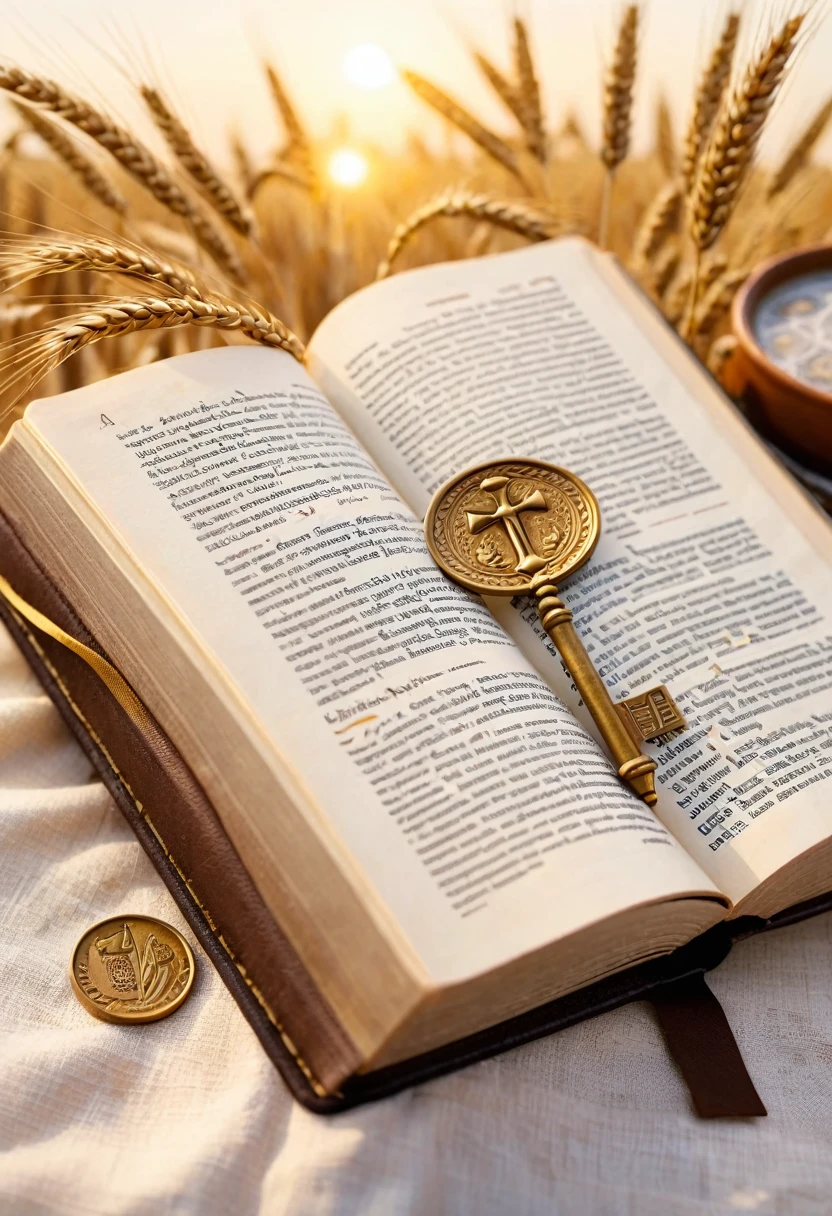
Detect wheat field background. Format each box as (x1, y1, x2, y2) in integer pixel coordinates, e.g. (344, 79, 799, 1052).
(0, 0, 828, 434)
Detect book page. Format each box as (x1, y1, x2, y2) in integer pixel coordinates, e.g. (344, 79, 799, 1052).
(22, 346, 719, 985)
(308, 238, 832, 907)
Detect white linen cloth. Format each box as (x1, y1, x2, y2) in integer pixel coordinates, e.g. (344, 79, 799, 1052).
(1, 618, 831, 1216)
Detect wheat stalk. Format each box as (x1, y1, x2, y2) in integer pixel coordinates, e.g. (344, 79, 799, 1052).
(229, 128, 254, 193)
(265, 63, 315, 188)
(0, 65, 242, 282)
(0, 235, 202, 298)
(633, 179, 682, 266)
(655, 93, 675, 177)
(13, 101, 127, 215)
(474, 52, 524, 126)
(599, 5, 639, 248)
(265, 63, 306, 150)
(700, 252, 728, 293)
(560, 111, 588, 149)
(401, 71, 526, 185)
(665, 265, 693, 326)
(513, 17, 547, 163)
(248, 161, 314, 199)
(767, 94, 832, 198)
(141, 87, 252, 237)
(692, 268, 749, 339)
(682, 12, 740, 193)
(2, 294, 304, 405)
(686, 14, 805, 337)
(376, 190, 556, 280)
(651, 243, 681, 298)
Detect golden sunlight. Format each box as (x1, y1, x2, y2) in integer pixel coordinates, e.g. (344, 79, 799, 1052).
(342, 43, 395, 90)
(327, 147, 369, 188)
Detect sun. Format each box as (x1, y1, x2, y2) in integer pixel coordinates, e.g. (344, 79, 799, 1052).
(342, 43, 395, 90)
(328, 147, 369, 188)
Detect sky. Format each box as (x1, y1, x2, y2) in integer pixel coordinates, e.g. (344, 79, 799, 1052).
(0, 0, 829, 169)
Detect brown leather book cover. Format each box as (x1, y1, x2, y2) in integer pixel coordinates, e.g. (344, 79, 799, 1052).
(3, 505, 808, 1117)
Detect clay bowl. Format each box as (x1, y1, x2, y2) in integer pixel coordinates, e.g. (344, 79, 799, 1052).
(732, 246, 832, 473)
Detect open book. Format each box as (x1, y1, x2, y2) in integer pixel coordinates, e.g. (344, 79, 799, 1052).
(2, 237, 831, 1094)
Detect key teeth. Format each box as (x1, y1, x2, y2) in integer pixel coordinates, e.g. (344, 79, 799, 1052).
(616, 685, 687, 744)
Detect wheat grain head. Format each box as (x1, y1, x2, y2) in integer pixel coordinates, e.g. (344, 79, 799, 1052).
(768, 94, 832, 198)
(141, 86, 252, 236)
(0, 234, 202, 298)
(693, 268, 749, 338)
(376, 190, 557, 279)
(474, 52, 524, 126)
(513, 17, 547, 163)
(1, 293, 304, 407)
(651, 242, 681, 298)
(601, 5, 639, 172)
(265, 63, 316, 188)
(0, 65, 242, 280)
(655, 93, 675, 177)
(633, 179, 682, 266)
(401, 71, 526, 185)
(665, 265, 694, 326)
(682, 12, 740, 193)
(248, 160, 314, 199)
(690, 15, 805, 253)
(12, 101, 127, 215)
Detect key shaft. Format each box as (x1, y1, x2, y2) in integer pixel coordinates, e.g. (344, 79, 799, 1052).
(529, 570, 658, 805)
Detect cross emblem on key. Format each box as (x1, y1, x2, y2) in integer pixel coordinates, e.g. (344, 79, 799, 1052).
(466, 475, 549, 575)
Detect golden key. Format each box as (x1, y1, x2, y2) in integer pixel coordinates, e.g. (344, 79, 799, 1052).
(424, 458, 687, 806)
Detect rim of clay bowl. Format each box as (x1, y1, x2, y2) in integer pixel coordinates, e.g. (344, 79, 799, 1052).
(732, 244, 832, 409)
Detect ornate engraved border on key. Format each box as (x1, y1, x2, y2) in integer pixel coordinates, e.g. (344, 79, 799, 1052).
(425, 457, 601, 595)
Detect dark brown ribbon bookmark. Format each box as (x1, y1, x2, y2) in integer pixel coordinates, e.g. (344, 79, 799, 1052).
(651, 976, 767, 1118)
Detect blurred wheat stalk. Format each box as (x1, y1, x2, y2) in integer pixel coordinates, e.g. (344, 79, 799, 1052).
(0, 3, 828, 434)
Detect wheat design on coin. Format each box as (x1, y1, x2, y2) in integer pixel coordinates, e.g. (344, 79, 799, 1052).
(425, 458, 687, 806)
(70, 915, 195, 1024)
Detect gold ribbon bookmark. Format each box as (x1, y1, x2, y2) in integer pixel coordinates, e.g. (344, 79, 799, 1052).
(0, 573, 152, 731)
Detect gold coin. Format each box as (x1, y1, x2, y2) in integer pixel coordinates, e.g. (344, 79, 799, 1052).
(425, 457, 601, 596)
(70, 914, 195, 1024)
